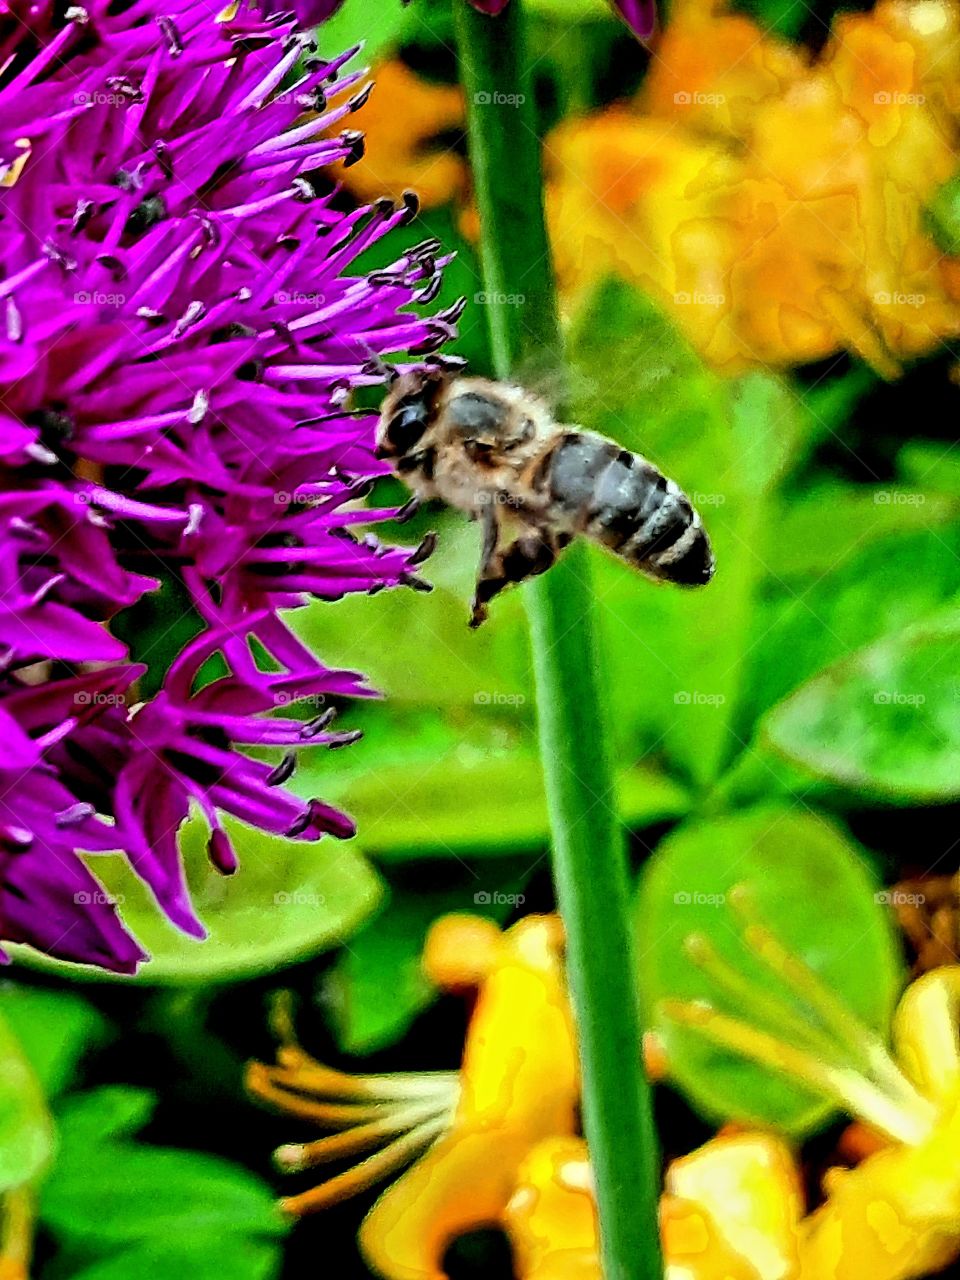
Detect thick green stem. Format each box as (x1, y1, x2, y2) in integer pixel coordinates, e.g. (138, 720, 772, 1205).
(453, 5, 663, 1278)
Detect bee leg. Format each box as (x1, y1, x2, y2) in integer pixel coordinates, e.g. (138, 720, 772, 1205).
(469, 505, 503, 628)
(469, 526, 560, 629)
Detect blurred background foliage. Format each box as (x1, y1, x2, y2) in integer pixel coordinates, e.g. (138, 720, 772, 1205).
(4, 0, 960, 1275)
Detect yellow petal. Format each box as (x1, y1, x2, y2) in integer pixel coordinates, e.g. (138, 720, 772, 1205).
(892, 966, 960, 1108)
(799, 1100, 960, 1280)
(360, 916, 579, 1280)
(504, 1137, 600, 1280)
(664, 1133, 803, 1280)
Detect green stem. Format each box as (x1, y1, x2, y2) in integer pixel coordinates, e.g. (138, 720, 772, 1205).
(453, 5, 663, 1278)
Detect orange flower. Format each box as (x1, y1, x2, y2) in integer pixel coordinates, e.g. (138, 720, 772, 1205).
(545, 0, 960, 374)
(248, 913, 578, 1280)
(335, 60, 467, 209)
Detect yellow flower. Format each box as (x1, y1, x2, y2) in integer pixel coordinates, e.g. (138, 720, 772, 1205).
(505, 912, 960, 1280)
(545, 0, 960, 374)
(247, 913, 578, 1280)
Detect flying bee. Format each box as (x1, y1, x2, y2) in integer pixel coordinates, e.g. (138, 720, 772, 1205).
(375, 365, 715, 627)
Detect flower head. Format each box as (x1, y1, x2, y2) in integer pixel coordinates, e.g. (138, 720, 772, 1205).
(248, 913, 579, 1280)
(0, 0, 459, 971)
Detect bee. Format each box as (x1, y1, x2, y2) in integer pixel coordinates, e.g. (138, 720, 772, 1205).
(375, 364, 715, 627)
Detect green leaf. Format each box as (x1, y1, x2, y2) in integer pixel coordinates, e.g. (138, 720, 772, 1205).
(62, 1237, 281, 1280)
(741, 523, 960, 730)
(41, 1145, 287, 1249)
(897, 441, 960, 498)
(730, 0, 808, 38)
(767, 483, 958, 578)
(0, 1011, 55, 1192)
(324, 861, 531, 1053)
(635, 806, 905, 1137)
(762, 612, 960, 801)
(10, 817, 382, 985)
(55, 1088, 156, 1146)
(924, 170, 960, 256)
(0, 988, 106, 1097)
(323, 746, 686, 860)
(314, 0, 415, 62)
(566, 280, 804, 787)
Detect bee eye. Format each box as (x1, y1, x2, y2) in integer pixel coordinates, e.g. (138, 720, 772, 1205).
(386, 404, 428, 455)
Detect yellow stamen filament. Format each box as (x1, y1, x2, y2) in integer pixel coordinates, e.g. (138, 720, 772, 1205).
(662, 1000, 935, 1146)
(273, 1100, 453, 1171)
(246, 1065, 394, 1125)
(272, 1051, 460, 1102)
(683, 933, 843, 1063)
(729, 889, 935, 1124)
(280, 1116, 448, 1216)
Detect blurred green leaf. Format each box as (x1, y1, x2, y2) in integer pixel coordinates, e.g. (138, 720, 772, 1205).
(324, 862, 530, 1053)
(731, 0, 808, 38)
(924, 170, 960, 256)
(324, 747, 686, 860)
(314, 0, 415, 61)
(897, 441, 960, 498)
(567, 280, 805, 787)
(741, 524, 960, 729)
(11, 818, 382, 985)
(0, 988, 105, 1097)
(41, 1144, 286, 1249)
(55, 1088, 156, 1147)
(635, 805, 904, 1137)
(64, 1239, 280, 1280)
(768, 484, 958, 578)
(762, 612, 960, 801)
(0, 1011, 55, 1192)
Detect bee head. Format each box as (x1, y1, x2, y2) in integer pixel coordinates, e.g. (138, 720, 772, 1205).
(374, 368, 449, 462)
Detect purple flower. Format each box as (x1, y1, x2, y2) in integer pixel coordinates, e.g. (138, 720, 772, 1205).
(0, 0, 459, 972)
(256, 0, 350, 24)
(468, 0, 656, 38)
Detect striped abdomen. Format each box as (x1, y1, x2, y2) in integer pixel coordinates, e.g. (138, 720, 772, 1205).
(538, 432, 714, 586)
